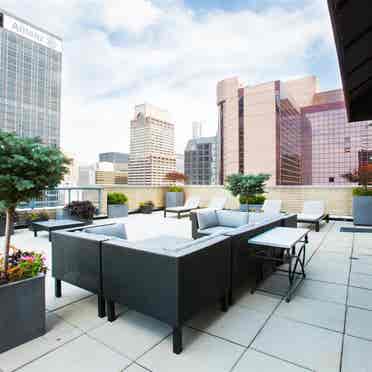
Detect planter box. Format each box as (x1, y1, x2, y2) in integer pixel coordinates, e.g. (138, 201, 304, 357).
(240, 204, 263, 212)
(0, 275, 46, 353)
(140, 206, 153, 214)
(57, 209, 93, 224)
(166, 192, 184, 208)
(108, 204, 128, 218)
(353, 196, 372, 226)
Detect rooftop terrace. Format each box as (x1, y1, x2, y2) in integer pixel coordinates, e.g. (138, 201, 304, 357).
(1, 212, 372, 372)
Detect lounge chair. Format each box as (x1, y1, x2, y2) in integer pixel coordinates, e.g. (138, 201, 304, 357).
(164, 196, 200, 218)
(297, 201, 329, 232)
(262, 199, 282, 215)
(206, 197, 227, 210)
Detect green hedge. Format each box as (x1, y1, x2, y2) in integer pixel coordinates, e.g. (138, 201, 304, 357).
(239, 194, 266, 205)
(353, 188, 372, 197)
(107, 192, 128, 205)
(168, 186, 184, 192)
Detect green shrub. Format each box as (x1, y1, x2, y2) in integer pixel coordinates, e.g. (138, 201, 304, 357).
(239, 194, 266, 205)
(107, 192, 128, 205)
(168, 186, 183, 192)
(353, 188, 372, 197)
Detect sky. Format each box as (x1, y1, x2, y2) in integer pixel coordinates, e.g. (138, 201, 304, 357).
(1, 0, 341, 164)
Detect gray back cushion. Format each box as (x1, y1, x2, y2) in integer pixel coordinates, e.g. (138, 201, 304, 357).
(84, 223, 127, 240)
(216, 210, 249, 228)
(197, 210, 218, 230)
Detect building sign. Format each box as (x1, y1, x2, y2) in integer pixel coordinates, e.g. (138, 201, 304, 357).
(3, 14, 62, 53)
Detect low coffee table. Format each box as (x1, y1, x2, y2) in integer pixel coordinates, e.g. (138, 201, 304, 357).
(32, 219, 88, 241)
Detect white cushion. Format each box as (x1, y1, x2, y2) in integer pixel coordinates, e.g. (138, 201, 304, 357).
(197, 210, 218, 229)
(302, 201, 325, 216)
(262, 200, 282, 215)
(198, 226, 235, 235)
(208, 197, 227, 210)
(216, 210, 249, 228)
(184, 197, 200, 209)
(298, 213, 323, 222)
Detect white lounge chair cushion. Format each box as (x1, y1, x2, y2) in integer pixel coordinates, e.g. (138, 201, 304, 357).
(302, 201, 325, 216)
(184, 197, 200, 209)
(298, 213, 324, 222)
(262, 200, 282, 215)
(208, 197, 227, 210)
(197, 210, 218, 229)
(167, 206, 194, 212)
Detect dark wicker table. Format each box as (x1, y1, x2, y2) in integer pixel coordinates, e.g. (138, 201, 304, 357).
(31, 219, 88, 241)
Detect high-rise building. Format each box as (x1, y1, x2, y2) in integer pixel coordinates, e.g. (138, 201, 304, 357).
(128, 103, 176, 186)
(95, 162, 128, 185)
(217, 76, 372, 185)
(0, 10, 62, 147)
(99, 152, 129, 172)
(184, 136, 217, 185)
(192, 121, 203, 139)
(176, 153, 185, 174)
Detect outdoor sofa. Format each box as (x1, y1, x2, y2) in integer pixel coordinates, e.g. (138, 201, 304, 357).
(51, 223, 128, 318)
(190, 209, 297, 304)
(297, 200, 329, 232)
(52, 223, 231, 354)
(164, 196, 200, 218)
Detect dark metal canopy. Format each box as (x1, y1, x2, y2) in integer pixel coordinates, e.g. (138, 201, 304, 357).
(328, 0, 372, 122)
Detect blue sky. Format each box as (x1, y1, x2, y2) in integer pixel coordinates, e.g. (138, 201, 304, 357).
(2, 0, 341, 163)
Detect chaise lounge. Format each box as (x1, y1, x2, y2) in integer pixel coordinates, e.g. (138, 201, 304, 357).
(297, 200, 329, 232)
(164, 196, 200, 218)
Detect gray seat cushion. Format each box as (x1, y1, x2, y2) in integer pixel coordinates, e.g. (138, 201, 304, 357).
(84, 223, 127, 240)
(197, 210, 218, 229)
(216, 210, 249, 228)
(198, 226, 235, 236)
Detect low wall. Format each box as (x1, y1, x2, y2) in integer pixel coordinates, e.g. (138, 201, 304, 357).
(100, 184, 354, 216)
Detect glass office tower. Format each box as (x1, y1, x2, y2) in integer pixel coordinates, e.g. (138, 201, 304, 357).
(0, 10, 62, 147)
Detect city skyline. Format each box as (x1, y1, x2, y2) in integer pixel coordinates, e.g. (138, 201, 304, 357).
(0, 0, 340, 163)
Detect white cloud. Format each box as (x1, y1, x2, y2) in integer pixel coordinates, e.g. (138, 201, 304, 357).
(0, 0, 338, 163)
(102, 0, 163, 33)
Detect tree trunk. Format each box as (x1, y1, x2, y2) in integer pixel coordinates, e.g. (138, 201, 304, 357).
(3, 207, 15, 275)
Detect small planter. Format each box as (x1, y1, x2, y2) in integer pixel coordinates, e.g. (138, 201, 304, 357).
(140, 206, 153, 214)
(166, 192, 184, 208)
(108, 204, 129, 218)
(353, 196, 372, 226)
(240, 204, 263, 212)
(0, 275, 46, 353)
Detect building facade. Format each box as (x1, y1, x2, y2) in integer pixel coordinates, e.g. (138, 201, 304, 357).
(0, 10, 62, 147)
(217, 76, 372, 185)
(99, 152, 129, 172)
(184, 136, 217, 185)
(95, 161, 128, 185)
(128, 104, 176, 186)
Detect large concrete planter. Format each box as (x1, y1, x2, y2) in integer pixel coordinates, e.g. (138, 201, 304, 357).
(166, 192, 184, 208)
(353, 196, 372, 226)
(240, 204, 263, 212)
(108, 204, 129, 218)
(0, 275, 46, 353)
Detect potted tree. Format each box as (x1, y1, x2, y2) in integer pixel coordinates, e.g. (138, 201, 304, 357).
(164, 172, 187, 208)
(0, 205, 15, 237)
(343, 165, 372, 225)
(0, 131, 69, 353)
(139, 201, 154, 214)
(225, 173, 271, 212)
(107, 192, 129, 218)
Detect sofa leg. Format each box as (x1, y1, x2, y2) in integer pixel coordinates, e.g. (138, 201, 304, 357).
(220, 294, 228, 312)
(98, 295, 106, 318)
(55, 279, 62, 298)
(107, 300, 116, 322)
(178, 212, 181, 219)
(164, 209, 166, 218)
(173, 326, 182, 354)
(228, 289, 234, 306)
(315, 221, 320, 232)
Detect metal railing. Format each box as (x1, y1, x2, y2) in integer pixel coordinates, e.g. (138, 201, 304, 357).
(16, 186, 104, 214)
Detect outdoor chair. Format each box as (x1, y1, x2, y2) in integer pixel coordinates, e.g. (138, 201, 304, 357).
(207, 197, 227, 210)
(262, 199, 282, 215)
(297, 200, 329, 232)
(164, 196, 200, 218)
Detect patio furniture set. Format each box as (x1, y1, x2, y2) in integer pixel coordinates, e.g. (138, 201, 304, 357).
(49, 198, 321, 355)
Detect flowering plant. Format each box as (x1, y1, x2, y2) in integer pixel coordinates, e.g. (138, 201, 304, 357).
(0, 246, 47, 285)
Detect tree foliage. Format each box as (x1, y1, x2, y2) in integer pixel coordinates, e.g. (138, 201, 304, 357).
(225, 173, 271, 200)
(164, 171, 187, 183)
(0, 131, 70, 277)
